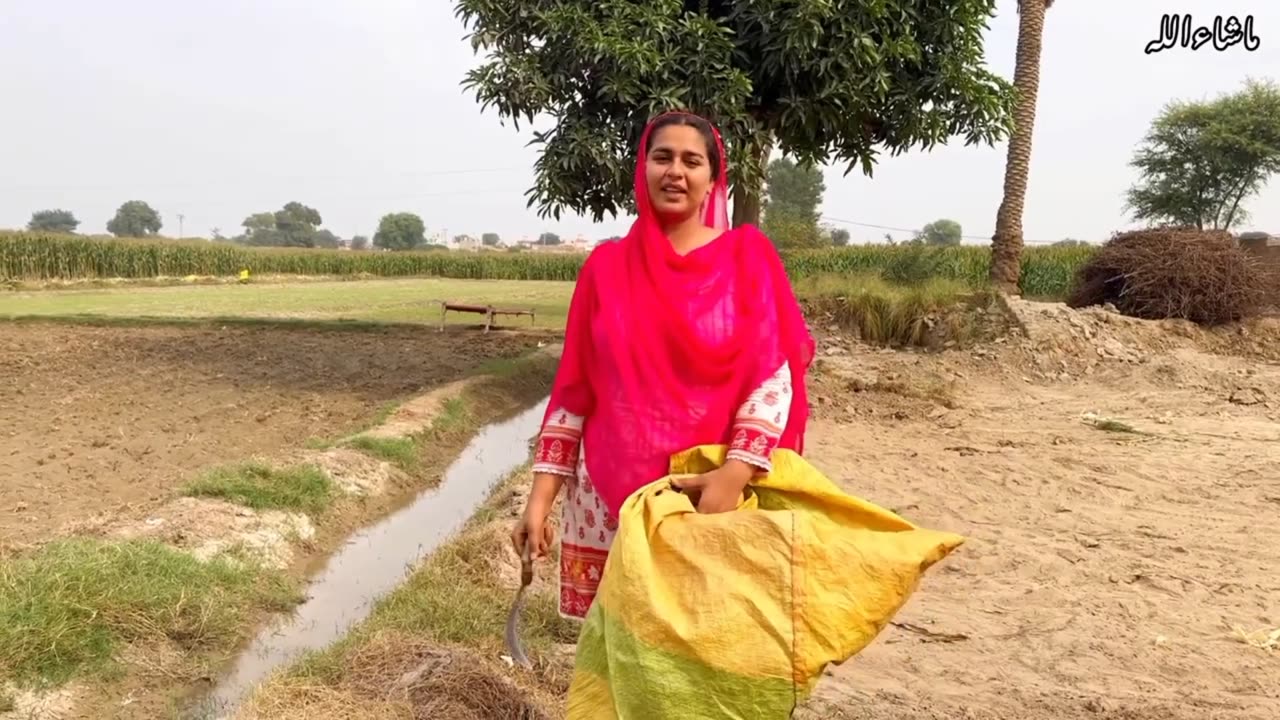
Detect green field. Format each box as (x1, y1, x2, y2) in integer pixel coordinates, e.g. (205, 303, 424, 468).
(1, 231, 1093, 299)
(0, 278, 575, 329)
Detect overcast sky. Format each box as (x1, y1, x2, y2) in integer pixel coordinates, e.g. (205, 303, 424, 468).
(1, 1, 1276, 245)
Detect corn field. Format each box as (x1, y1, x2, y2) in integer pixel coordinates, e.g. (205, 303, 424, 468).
(0, 232, 1094, 298)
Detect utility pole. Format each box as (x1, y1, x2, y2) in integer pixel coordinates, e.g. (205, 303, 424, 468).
(177, 213, 185, 240)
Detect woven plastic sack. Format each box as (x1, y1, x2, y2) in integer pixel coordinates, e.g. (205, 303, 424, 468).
(566, 445, 965, 719)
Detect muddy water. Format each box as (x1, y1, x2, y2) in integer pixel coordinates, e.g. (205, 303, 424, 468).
(187, 399, 548, 719)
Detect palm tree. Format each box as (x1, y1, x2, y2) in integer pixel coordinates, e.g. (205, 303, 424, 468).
(990, 0, 1054, 294)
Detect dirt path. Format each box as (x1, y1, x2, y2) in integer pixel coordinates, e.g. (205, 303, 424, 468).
(800, 303, 1280, 719)
(0, 322, 538, 551)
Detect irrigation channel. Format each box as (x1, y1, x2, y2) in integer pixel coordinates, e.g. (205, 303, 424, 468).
(185, 399, 550, 719)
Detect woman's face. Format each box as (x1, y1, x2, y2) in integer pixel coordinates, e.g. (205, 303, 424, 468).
(645, 124, 714, 222)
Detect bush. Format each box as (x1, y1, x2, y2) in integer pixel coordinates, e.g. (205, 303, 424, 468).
(1066, 227, 1271, 325)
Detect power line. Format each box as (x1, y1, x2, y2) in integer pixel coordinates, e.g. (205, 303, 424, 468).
(819, 214, 1061, 246)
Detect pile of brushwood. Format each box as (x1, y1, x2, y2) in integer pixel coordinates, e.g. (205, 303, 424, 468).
(1067, 227, 1275, 325)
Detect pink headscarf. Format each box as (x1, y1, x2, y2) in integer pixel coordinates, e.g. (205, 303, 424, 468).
(546, 111, 815, 515)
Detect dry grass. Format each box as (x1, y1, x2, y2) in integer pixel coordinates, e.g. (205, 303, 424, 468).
(1067, 227, 1273, 325)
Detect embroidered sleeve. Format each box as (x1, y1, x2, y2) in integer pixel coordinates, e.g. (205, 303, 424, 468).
(532, 406, 585, 478)
(727, 361, 792, 473)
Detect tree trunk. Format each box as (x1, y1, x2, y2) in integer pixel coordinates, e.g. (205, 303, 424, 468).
(990, 0, 1051, 294)
(731, 138, 773, 227)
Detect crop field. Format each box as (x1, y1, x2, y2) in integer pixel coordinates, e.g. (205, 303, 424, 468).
(1, 231, 1094, 299)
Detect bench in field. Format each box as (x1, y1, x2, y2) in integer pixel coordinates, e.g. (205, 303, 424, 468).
(437, 301, 536, 332)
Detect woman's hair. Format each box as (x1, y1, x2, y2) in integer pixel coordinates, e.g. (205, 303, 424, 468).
(644, 113, 721, 181)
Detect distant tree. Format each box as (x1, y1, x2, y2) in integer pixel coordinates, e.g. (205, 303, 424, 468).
(454, 0, 1014, 225)
(350, 234, 370, 251)
(106, 201, 162, 237)
(917, 219, 963, 246)
(828, 227, 851, 246)
(312, 229, 341, 249)
(481, 232, 501, 246)
(537, 232, 562, 246)
(884, 232, 897, 245)
(374, 213, 427, 251)
(1125, 79, 1280, 231)
(1053, 238, 1090, 247)
(240, 203, 330, 247)
(27, 209, 79, 234)
(763, 157, 825, 226)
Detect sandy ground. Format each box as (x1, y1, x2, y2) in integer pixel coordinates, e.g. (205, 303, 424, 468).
(0, 322, 538, 551)
(798, 301, 1280, 720)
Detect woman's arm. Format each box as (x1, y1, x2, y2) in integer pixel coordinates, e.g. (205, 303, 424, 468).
(726, 360, 793, 474)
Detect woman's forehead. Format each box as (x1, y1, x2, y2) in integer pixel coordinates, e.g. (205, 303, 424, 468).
(649, 125, 706, 153)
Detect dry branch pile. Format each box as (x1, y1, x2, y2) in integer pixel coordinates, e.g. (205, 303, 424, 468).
(1067, 227, 1273, 325)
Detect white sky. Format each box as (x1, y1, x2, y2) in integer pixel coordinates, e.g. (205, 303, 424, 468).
(1, 1, 1276, 245)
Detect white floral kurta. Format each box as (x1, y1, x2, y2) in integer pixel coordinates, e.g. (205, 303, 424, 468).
(531, 362, 794, 619)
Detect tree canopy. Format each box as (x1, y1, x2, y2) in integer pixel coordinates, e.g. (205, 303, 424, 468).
(106, 201, 162, 237)
(241, 202, 330, 247)
(28, 209, 79, 234)
(762, 157, 825, 225)
(373, 213, 427, 251)
(454, 0, 1014, 224)
(1124, 78, 1280, 231)
(915, 219, 963, 246)
(481, 232, 501, 246)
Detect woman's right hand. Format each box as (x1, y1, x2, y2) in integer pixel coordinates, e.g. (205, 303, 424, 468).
(513, 496, 555, 561)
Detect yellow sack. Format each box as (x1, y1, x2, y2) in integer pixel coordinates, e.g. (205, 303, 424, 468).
(567, 445, 964, 719)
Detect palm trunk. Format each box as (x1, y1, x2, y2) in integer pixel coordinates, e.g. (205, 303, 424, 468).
(731, 137, 773, 227)
(990, 0, 1051, 294)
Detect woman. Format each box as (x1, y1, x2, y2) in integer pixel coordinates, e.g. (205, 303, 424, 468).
(512, 111, 815, 620)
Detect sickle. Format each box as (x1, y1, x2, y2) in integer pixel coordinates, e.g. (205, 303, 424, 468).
(504, 537, 534, 669)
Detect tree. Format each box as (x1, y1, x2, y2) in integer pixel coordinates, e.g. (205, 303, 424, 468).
(990, 0, 1055, 293)
(351, 235, 371, 251)
(106, 200, 162, 237)
(1123, 79, 1280, 231)
(763, 157, 825, 225)
(917, 219, 963, 246)
(1053, 238, 1089, 247)
(27, 209, 79, 234)
(537, 232, 562, 246)
(312, 229, 341, 249)
(481, 232, 501, 246)
(374, 213, 426, 251)
(240, 203, 328, 247)
(828, 227, 851, 246)
(455, 0, 1014, 226)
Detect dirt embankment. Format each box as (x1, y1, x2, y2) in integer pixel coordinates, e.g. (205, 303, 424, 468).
(0, 322, 538, 552)
(799, 299, 1280, 720)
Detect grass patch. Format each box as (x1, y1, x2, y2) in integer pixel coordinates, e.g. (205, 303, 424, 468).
(430, 394, 476, 435)
(800, 273, 999, 348)
(0, 538, 298, 688)
(345, 435, 419, 471)
(184, 463, 334, 514)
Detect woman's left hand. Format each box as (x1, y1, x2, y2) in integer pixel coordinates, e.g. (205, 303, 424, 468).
(674, 459, 755, 514)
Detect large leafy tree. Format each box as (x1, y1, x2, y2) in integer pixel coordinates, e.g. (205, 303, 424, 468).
(106, 200, 162, 237)
(1124, 78, 1280, 231)
(990, 0, 1054, 293)
(28, 209, 80, 234)
(241, 202, 328, 247)
(373, 212, 426, 251)
(455, 0, 1014, 226)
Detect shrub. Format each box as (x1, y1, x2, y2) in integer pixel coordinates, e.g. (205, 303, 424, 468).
(1066, 227, 1271, 325)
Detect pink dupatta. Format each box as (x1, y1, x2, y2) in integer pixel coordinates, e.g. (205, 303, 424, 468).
(544, 112, 815, 515)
